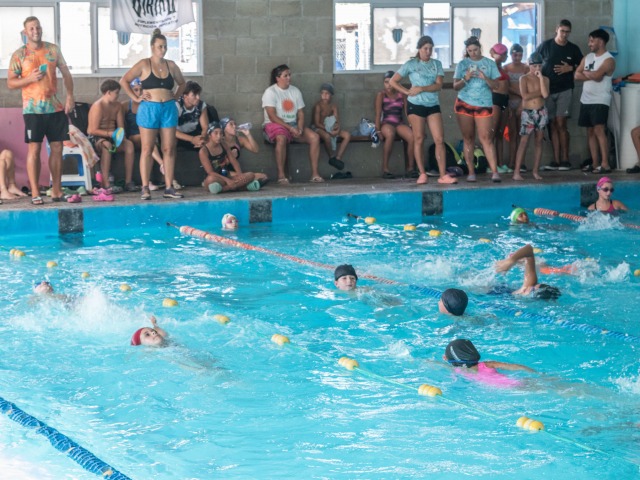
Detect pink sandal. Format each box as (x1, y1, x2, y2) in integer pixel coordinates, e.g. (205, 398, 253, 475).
(92, 188, 114, 202)
(416, 173, 428, 185)
(66, 193, 82, 203)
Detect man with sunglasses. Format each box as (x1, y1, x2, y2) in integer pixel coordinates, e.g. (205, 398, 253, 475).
(534, 19, 583, 172)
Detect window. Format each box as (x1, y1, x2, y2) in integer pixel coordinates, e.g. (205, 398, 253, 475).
(0, 1, 201, 75)
(334, 1, 541, 72)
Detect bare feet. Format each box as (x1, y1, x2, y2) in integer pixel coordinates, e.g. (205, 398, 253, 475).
(512, 174, 524, 181)
(1, 190, 17, 200)
(533, 171, 542, 180)
(416, 173, 428, 185)
(8, 184, 27, 197)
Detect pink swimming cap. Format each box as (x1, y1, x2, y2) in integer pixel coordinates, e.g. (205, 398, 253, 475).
(131, 328, 144, 346)
(597, 176, 612, 189)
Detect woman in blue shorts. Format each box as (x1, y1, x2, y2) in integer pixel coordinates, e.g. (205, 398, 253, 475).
(120, 28, 186, 200)
(453, 36, 502, 183)
(390, 36, 457, 185)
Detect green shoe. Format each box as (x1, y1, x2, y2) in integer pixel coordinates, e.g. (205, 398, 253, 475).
(246, 180, 261, 191)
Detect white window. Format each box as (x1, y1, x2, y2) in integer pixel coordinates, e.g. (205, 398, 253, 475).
(0, 1, 201, 76)
(334, 1, 541, 72)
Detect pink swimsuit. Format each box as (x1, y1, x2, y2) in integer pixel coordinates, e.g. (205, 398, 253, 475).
(460, 362, 522, 388)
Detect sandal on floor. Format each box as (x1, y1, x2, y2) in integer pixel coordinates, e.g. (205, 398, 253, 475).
(416, 173, 428, 185)
(466, 175, 477, 183)
(582, 164, 594, 172)
(331, 172, 346, 180)
(438, 175, 458, 184)
(626, 164, 640, 174)
(246, 180, 261, 191)
(277, 178, 290, 185)
(310, 176, 325, 183)
(31, 196, 44, 205)
(92, 191, 114, 202)
(491, 173, 502, 183)
(209, 182, 223, 194)
(591, 166, 612, 174)
(66, 194, 82, 203)
(382, 172, 396, 179)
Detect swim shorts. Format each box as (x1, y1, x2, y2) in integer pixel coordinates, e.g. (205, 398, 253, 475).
(454, 98, 493, 118)
(137, 100, 178, 129)
(520, 106, 549, 136)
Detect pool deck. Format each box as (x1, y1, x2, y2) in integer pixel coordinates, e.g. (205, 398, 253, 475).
(1, 169, 638, 213)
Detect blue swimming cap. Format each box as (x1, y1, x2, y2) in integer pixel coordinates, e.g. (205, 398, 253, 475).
(130, 78, 142, 87)
(220, 117, 232, 133)
(207, 121, 221, 134)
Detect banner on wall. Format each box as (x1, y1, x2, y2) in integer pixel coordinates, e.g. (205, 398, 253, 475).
(110, 0, 194, 34)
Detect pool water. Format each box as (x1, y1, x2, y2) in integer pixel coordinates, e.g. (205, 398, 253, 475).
(1, 206, 639, 479)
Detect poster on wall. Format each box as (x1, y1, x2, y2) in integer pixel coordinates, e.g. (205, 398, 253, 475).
(110, 0, 194, 34)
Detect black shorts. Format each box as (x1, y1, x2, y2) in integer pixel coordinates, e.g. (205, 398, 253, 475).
(24, 111, 68, 143)
(407, 102, 441, 118)
(578, 103, 609, 127)
(492, 92, 509, 111)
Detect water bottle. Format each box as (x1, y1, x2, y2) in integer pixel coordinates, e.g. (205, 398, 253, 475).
(221, 168, 228, 177)
(238, 122, 252, 131)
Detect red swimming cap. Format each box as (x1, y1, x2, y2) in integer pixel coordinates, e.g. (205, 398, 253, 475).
(131, 328, 144, 346)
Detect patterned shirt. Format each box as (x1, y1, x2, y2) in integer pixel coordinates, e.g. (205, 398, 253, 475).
(9, 42, 66, 114)
(454, 57, 500, 108)
(396, 57, 444, 107)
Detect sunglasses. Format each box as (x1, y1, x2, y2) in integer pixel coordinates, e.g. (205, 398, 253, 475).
(599, 187, 614, 193)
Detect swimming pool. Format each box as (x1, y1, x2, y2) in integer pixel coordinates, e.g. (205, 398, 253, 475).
(1, 184, 639, 479)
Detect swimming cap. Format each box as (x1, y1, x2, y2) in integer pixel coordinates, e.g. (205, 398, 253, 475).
(528, 52, 543, 65)
(334, 264, 358, 281)
(445, 339, 480, 367)
(207, 121, 221, 134)
(131, 328, 144, 346)
(130, 78, 142, 87)
(221, 213, 237, 229)
(510, 207, 526, 224)
(320, 82, 334, 95)
(441, 288, 468, 316)
(220, 117, 232, 133)
(533, 284, 561, 300)
(510, 43, 524, 54)
(596, 176, 612, 189)
(491, 43, 508, 56)
(384, 70, 395, 79)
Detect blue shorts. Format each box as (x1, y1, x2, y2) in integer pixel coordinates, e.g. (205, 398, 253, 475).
(137, 100, 178, 129)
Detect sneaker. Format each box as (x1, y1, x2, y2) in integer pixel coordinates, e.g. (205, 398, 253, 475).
(124, 182, 139, 192)
(497, 165, 513, 174)
(543, 162, 560, 171)
(425, 169, 440, 177)
(491, 172, 502, 183)
(558, 162, 572, 171)
(172, 179, 183, 190)
(519, 165, 528, 173)
(163, 187, 184, 199)
(140, 186, 151, 201)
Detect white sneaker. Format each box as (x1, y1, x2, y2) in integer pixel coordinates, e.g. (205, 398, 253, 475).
(172, 180, 183, 190)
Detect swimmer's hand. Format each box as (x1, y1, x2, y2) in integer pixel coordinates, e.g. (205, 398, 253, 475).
(150, 315, 158, 327)
(495, 258, 515, 273)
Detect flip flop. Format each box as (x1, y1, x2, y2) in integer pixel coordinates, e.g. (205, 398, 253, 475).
(277, 178, 290, 185)
(416, 173, 428, 185)
(328, 157, 345, 170)
(382, 172, 396, 179)
(438, 175, 458, 184)
(51, 196, 64, 202)
(331, 172, 345, 180)
(466, 175, 477, 182)
(92, 191, 114, 202)
(310, 176, 325, 183)
(491, 173, 502, 183)
(343, 171, 352, 178)
(31, 196, 44, 205)
(66, 194, 82, 203)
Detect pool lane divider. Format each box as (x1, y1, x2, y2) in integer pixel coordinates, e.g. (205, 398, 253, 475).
(0, 396, 131, 479)
(170, 223, 640, 345)
(533, 207, 640, 230)
(271, 334, 640, 467)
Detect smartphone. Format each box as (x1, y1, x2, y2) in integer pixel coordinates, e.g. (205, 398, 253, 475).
(39, 64, 47, 73)
(469, 64, 478, 72)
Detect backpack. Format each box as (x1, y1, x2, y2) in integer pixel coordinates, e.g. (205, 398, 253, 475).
(427, 142, 460, 172)
(473, 147, 489, 174)
(68, 102, 91, 135)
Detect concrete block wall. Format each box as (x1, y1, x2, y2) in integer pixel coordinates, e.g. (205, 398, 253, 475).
(0, 0, 614, 181)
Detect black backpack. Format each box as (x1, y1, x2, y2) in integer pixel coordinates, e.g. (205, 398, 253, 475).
(427, 142, 460, 172)
(68, 102, 91, 135)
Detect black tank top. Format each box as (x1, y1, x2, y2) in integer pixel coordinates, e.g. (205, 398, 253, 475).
(204, 145, 229, 173)
(140, 59, 175, 90)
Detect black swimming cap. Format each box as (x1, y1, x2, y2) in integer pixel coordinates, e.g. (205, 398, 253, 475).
(384, 70, 395, 79)
(528, 52, 543, 65)
(334, 264, 357, 281)
(533, 284, 561, 300)
(445, 339, 480, 367)
(441, 288, 468, 316)
(510, 43, 524, 54)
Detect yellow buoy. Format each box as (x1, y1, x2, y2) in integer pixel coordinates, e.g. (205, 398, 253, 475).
(81, 272, 90, 279)
(364, 217, 376, 224)
(162, 298, 178, 307)
(213, 314, 230, 325)
(516, 416, 544, 431)
(9, 249, 16, 256)
(429, 229, 441, 237)
(119, 284, 131, 292)
(271, 333, 290, 346)
(634, 269, 640, 277)
(533, 247, 543, 254)
(404, 224, 417, 231)
(418, 384, 442, 397)
(46, 261, 58, 268)
(338, 356, 359, 370)
(478, 238, 491, 243)
(14, 250, 25, 257)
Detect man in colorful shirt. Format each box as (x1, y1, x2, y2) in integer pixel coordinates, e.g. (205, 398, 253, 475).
(7, 16, 74, 205)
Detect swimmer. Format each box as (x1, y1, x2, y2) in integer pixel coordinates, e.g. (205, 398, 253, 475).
(221, 213, 238, 230)
(444, 339, 535, 387)
(588, 177, 628, 213)
(494, 244, 561, 299)
(510, 207, 529, 224)
(334, 264, 357, 291)
(438, 288, 468, 316)
(34, 280, 54, 295)
(130, 315, 168, 347)
(31, 280, 73, 304)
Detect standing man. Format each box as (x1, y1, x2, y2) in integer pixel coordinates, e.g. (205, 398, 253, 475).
(7, 16, 74, 205)
(535, 19, 583, 171)
(575, 29, 615, 174)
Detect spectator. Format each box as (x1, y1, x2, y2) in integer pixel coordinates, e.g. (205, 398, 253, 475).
(490, 44, 511, 173)
(220, 117, 268, 185)
(535, 19, 583, 171)
(120, 28, 186, 201)
(503, 44, 529, 172)
(627, 126, 640, 174)
(312, 82, 351, 171)
(0, 148, 27, 201)
(374, 71, 415, 179)
(453, 36, 502, 183)
(262, 64, 322, 184)
(87, 79, 136, 193)
(575, 29, 616, 174)
(7, 16, 74, 205)
(390, 36, 456, 185)
(176, 80, 209, 150)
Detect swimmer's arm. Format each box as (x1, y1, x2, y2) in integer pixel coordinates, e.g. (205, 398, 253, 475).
(150, 315, 168, 339)
(613, 200, 629, 211)
(588, 203, 596, 211)
(485, 360, 536, 373)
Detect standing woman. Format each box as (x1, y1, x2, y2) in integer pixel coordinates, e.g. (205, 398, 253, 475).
(120, 29, 186, 200)
(504, 44, 529, 171)
(489, 43, 510, 173)
(374, 71, 415, 178)
(390, 36, 456, 185)
(453, 36, 502, 182)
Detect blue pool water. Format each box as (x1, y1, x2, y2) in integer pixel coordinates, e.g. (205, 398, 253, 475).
(1, 186, 639, 479)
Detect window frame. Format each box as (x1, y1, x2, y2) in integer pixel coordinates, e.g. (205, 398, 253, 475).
(333, 0, 544, 74)
(0, 0, 203, 77)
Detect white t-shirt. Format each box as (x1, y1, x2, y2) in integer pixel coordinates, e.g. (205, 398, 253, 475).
(262, 84, 304, 126)
(580, 51, 614, 106)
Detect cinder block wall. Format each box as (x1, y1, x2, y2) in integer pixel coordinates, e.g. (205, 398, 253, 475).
(0, 0, 614, 180)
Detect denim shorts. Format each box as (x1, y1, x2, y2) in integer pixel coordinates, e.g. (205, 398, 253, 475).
(137, 100, 178, 129)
